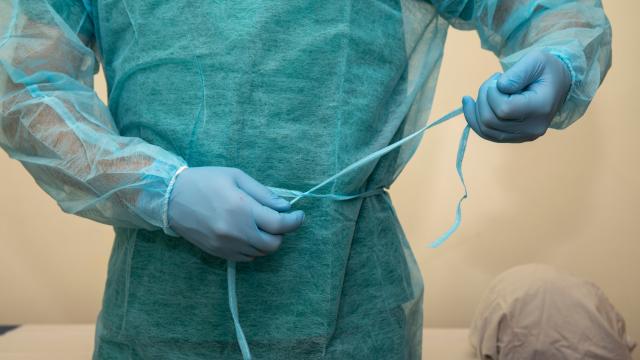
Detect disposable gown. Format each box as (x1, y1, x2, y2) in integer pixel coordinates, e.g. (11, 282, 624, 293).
(0, 0, 611, 358)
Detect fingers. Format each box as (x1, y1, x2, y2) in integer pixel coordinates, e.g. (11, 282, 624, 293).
(462, 95, 483, 137)
(477, 75, 523, 142)
(463, 73, 500, 136)
(463, 51, 566, 145)
(463, 96, 509, 142)
(489, 74, 554, 142)
(241, 228, 286, 255)
(487, 83, 553, 132)
(497, 51, 545, 94)
(228, 253, 255, 262)
(253, 203, 305, 235)
(486, 85, 531, 121)
(463, 75, 537, 143)
(216, 231, 273, 261)
(232, 172, 305, 257)
(239, 243, 267, 257)
(477, 75, 507, 131)
(207, 244, 256, 262)
(234, 170, 291, 211)
(254, 231, 284, 254)
(230, 202, 304, 255)
(215, 236, 267, 261)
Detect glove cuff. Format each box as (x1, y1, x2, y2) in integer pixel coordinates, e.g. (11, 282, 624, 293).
(162, 165, 188, 237)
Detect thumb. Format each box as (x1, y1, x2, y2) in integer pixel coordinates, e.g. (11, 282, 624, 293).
(234, 170, 291, 211)
(497, 52, 545, 94)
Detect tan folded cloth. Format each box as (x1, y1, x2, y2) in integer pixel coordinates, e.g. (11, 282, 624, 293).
(469, 264, 636, 360)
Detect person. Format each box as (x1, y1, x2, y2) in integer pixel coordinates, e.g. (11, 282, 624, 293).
(0, 0, 611, 358)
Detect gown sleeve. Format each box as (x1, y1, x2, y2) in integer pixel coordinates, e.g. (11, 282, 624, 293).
(0, 0, 188, 234)
(427, 0, 612, 129)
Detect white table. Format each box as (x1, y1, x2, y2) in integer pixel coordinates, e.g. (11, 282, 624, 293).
(0, 325, 94, 360)
(0, 325, 475, 359)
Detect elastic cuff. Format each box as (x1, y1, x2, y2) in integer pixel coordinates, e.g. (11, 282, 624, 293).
(549, 50, 577, 96)
(162, 165, 188, 237)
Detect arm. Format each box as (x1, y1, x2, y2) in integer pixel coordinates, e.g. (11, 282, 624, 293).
(429, 0, 612, 138)
(0, 0, 187, 233)
(0, 0, 304, 261)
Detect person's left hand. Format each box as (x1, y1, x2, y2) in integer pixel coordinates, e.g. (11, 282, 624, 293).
(462, 51, 572, 143)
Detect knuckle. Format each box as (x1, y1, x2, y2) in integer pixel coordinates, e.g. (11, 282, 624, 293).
(494, 103, 512, 119)
(214, 222, 234, 238)
(263, 236, 282, 253)
(229, 168, 244, 177)
(231, 195, 245, 208)
(226, 194, 248, 212)
(505, 77, 521, 89)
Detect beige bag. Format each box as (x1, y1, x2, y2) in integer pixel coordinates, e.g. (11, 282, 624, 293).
(470, 264, 636, 359)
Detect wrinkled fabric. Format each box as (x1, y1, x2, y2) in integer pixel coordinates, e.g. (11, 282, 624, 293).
(0, 0, 611, 358)
(0, 0, 187, 231)
(470, 264, 636, 360)
(228, 108, 468, 359)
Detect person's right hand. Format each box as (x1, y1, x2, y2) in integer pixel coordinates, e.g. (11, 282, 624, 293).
(167, 167, 305, 262)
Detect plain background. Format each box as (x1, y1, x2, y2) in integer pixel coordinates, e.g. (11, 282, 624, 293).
(1, 1, 638, 355)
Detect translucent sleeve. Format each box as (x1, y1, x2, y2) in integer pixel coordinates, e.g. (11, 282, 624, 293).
(0, 0, 188, 234)
(428, 0, 612, 129)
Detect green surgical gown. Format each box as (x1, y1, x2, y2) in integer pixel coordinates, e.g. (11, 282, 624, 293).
(0, 0, 611, 358)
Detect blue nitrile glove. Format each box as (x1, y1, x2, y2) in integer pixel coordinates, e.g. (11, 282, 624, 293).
(463, 51, 572, 143)
(168, 167, 305, 262)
